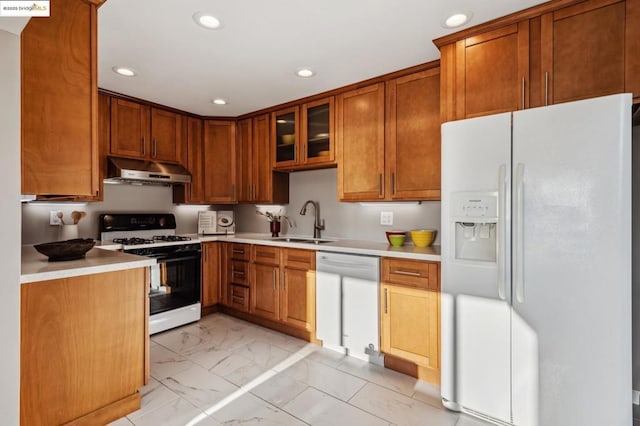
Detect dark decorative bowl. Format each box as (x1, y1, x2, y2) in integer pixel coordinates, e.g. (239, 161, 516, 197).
(34, 238, 96, 262)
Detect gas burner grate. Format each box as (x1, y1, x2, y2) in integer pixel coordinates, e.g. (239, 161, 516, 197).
(152, 235, 192, 242)
(112, 237, 154, 246)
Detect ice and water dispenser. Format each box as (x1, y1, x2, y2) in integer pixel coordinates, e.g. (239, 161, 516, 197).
(450, 192, 498, 262)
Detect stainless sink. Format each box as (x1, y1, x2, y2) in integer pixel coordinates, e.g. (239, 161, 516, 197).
(271, 237, 335, 245)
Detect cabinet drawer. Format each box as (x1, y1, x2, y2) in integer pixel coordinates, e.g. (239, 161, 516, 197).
(229, 260, 249, 285)
(228, 243, 250, 261)
(229, 284, 249, 312)
(282, 248, 315, 270)
(382, 258, 439, 291)
(253, 245, 281, 265)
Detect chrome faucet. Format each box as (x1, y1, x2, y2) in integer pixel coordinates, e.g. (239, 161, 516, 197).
(299, 200, 325, 239)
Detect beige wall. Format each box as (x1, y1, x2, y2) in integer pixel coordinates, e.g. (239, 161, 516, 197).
(0, 28, 22, 424)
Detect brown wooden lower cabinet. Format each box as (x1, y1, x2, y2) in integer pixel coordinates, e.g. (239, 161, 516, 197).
(201, 241, 220, 309)
(220, 243, 316, 334)
(250, 245, 316, 331)
(21, 268, 148, 425)
(280, 249, 316, 331)
(251, 261, 280, 320)
(222, 243, 251, 312)
(229, 284, 250, 312)
(380, 257, 440, 385)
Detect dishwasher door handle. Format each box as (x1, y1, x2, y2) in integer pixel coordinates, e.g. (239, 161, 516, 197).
(317, 258, 375, 269)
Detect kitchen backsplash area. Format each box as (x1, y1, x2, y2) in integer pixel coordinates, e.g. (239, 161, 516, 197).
(22, 168, 440, 245)
(21, 184, 213, 244)
(235, 168, 441, 244)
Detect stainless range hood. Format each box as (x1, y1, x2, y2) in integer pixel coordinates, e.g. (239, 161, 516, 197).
(105, 156, 191, 185)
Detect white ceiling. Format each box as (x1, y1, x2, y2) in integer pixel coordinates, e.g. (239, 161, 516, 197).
(98, 0, 546, 117)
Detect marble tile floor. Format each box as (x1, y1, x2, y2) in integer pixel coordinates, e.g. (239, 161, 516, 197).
(110, 313, 490, 426)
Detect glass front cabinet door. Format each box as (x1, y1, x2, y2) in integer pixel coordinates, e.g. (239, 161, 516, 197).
(301, 97, 335, 166)
(272, 106, 299, 168)
(272, 97, 335, 170)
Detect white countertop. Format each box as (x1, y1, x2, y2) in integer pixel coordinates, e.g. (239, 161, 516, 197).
(194, 233, 441, 261)
(21, 245, 156, 284)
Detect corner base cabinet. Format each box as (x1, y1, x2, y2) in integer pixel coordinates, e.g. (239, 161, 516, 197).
(380, 258, 440, 385)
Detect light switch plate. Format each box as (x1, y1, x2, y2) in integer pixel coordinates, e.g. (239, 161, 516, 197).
(380, 211, 393, 226)
(50, 211, 62, 225)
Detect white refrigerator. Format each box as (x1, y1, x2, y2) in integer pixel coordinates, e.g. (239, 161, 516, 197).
(440, 94, 632, 426)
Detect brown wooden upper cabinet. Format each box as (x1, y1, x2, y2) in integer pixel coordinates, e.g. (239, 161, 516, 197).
(21, 0, 104, 196)
(173, 117, 204, 203)
(301, 97, 336, 167)
(203, 120, 237, 203)
(437, 0, 640, 121)
(272, 98, 336, 171)
(438, 23, 530, 121)
(272, 106, 299, 168)
(337, 83, 386, 201)
(110, 99, 183, 163)
(238, 115, 289, 204)
(386, 69, 441, 201)
(539, 0, 634, 105)
(337, 69, 441, 202)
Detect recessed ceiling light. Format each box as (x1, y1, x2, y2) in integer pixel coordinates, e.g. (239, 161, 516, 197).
(443, 12, 472, 28)
(112, 66, 136, 77)
(193, 12, 222, 30)
(296, 68, 315, 78)
(212, 98, 227, 105)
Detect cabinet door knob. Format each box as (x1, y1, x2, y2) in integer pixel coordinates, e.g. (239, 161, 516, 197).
(391, 172, 396, 196)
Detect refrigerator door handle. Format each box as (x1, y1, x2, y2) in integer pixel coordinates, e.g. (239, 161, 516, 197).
(514, 162, 525, 303)
(497, 164, 507, 300)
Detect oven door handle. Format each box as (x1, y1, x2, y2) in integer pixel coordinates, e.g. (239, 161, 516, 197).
(155, 254, 201, 264)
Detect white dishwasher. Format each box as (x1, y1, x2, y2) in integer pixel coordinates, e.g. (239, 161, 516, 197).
(315, 252, 383, 364)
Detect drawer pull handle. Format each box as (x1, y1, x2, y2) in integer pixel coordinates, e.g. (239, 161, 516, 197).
(232, 296, 244, 303)
(288, 256, 309, 263)
(257, 251, 275, 258)
(393, 269, 422, 277)
(232, 249, 245, 254)
(384, 288, 388, 314)
(232, 270, 245, 277)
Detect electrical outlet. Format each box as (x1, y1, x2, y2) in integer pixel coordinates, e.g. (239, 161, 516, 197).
(380, 211, 393, 226)
(50, 211, 62, 225)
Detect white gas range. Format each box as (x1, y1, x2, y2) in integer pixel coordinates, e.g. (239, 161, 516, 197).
(99, 213, 201, 334)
